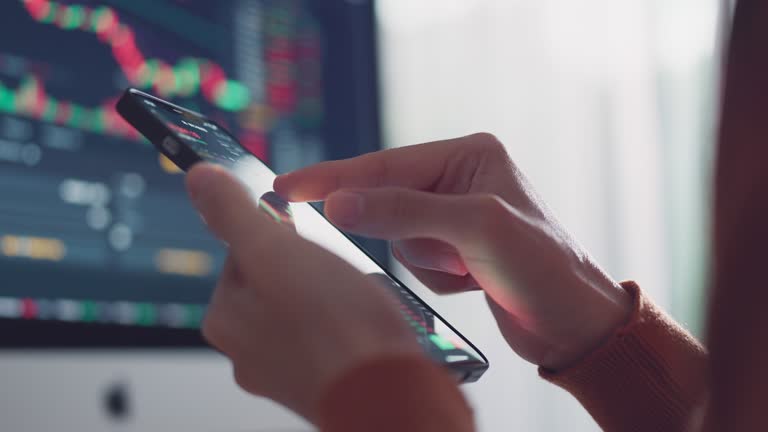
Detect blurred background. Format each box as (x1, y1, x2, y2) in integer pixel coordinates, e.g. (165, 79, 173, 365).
(0, 0, 722, 430)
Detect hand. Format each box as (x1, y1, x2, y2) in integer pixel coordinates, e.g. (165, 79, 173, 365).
(185, 164, 421, 422)
(275, 133, 632, 370)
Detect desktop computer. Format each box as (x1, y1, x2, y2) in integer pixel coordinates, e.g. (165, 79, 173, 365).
(0, 0, 382, 429)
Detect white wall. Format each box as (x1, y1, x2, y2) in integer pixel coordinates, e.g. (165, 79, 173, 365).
(376, 1, 719, 430)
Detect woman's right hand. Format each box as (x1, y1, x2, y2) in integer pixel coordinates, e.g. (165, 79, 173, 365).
(275, 133, 632, 370)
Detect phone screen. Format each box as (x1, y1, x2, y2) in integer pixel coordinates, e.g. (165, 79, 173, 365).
(134, 94, 486, 368)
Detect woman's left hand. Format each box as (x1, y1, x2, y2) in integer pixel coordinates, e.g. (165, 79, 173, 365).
(185, 163, 421, 422)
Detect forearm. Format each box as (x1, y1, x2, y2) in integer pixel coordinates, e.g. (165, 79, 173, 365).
(541, 282, 708, 431)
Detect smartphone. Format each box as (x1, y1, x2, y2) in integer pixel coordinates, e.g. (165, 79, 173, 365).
(117, 88, 489, 382)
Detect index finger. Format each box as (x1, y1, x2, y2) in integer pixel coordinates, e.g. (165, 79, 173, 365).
(273, 135, 476, 202)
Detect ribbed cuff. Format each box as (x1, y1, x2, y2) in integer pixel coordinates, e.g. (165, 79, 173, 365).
(540, 281, 708, 431)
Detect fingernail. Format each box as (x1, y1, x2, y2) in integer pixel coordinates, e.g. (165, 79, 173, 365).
(329, 191, 364, 227)
(436, 253, 469, 276)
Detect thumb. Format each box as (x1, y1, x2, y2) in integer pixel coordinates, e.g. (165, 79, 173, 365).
(324, 187, 513, 249)
(186, 163, 278, 251)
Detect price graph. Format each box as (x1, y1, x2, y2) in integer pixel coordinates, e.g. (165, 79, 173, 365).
(0, 73, 140, 140)
(22, 0, 251, 111)
(0, 0, 326, 329)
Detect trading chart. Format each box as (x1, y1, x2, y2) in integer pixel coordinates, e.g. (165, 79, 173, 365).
(0, 0, 325, 328)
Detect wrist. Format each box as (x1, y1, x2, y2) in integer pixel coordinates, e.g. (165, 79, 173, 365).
(541, 275, 633, 370)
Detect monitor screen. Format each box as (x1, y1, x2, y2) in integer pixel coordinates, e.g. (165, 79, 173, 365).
(0, 0, 382, 346)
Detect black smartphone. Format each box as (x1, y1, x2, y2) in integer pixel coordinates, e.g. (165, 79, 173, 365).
(117, 88, 489, 382)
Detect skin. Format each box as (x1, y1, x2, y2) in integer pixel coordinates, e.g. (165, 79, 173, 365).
(186, 164, 422, 423)
(186, 133, 632, 422)
(274, 133, 632, 370)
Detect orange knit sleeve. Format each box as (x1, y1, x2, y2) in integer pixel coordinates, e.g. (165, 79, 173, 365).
(317, 354, 475, 432)
(540, 281, 708, 431)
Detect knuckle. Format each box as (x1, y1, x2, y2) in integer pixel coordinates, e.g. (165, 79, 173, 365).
(389, 190, 411, 222)
(470, 132, 505, 154)
(373, 156, 392, 188)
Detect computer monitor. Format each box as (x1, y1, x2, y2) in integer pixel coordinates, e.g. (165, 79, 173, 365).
(0, 0, 383, 347)
(0, 1, 381, 429)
